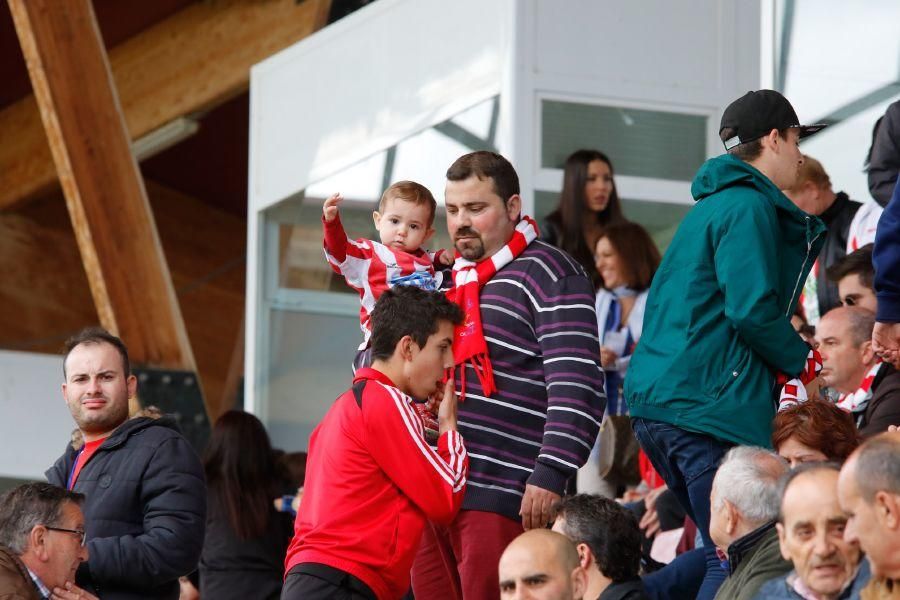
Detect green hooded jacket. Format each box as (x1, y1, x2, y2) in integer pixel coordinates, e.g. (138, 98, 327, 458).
(625, 154, 826, 447)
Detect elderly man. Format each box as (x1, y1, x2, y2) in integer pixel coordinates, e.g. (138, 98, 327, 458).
(838, 432, 900, 597)
(498, 529, 587, 600)
(710, 447, 792, 600)
(411, 151, 604, 598)
(816, 307, 900, 436)
(755, 463, 868, 599)
(551, 495, 648, 600)
(0, 482, 96, 600)
(45, 327, 206, 599)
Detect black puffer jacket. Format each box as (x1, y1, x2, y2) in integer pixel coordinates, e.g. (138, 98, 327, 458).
(868, 99, 900, 208)
(816, 191, 861, 315)
(46, 417, 206, 600)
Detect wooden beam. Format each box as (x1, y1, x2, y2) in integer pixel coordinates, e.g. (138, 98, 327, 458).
(9, 0, 196, 376)
(0, 0, 332, 210)
(0, 181, 246, 420)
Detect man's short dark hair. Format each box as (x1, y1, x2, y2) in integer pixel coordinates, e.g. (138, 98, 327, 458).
(552, 494, 641, 583)
(369, 287, 463, 361)
(719, 127, 790, 162)
(854, 434, 900, 502)
(825, 244, 874, 289)
(63, 326, 130, 378)
(446, 151, 520, 204)
(0, 483, 84, 554)
(777, 462, 841, 522)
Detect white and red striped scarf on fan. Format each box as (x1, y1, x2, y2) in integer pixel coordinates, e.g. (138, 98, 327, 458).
(777, 347, 823, 411)
(447, 217, 539, 400)
(836, 361, 882, 413)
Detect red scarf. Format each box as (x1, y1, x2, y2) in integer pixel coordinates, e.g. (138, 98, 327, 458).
(777, 347, 823, 411)
(447, 217, 539, 399)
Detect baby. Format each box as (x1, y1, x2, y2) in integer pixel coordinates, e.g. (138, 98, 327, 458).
(323, 180, 453, 354)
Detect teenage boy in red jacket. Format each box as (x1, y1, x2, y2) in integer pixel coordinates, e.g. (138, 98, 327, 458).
(282, 286, 468, 600)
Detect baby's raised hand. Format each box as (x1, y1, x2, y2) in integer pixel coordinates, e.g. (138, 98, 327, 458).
(323, 193, 343, 222)
(437, 250, 454, 266)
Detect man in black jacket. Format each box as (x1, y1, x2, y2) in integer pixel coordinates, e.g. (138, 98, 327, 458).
(785, 154, 861, 321)
(46, 327, 206, 600)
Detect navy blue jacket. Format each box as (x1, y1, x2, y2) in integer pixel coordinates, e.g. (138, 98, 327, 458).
(874, 180, 900, 323)
(46, 417, 206, 600)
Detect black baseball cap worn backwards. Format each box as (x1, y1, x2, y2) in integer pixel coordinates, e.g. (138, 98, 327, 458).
(719, 89, 827, 151)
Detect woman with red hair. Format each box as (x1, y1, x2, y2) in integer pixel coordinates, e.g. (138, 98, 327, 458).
(772, 400, 861, 467)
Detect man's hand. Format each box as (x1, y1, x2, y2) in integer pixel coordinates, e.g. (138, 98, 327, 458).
(437, 380, 458, 435)
(519, 484, 561, 530)
(803, 376, 822, 402)
(599, 346, 618, 369)
(52, 582, 100, 600)
(323, 193, 343, 222)
(873, 322, 900, 368)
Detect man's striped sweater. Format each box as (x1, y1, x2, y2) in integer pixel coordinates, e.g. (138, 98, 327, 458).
(456, 239, 606, 521)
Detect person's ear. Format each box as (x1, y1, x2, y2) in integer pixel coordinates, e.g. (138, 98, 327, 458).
(372, 211, 382, 230)
(859, 340, 875, 366)
(875, 491, 900, 530)
(576, 542, 592, 570)
(126, 373, 138, 399)
(506, 195, 522, 221)
(762, 128, 780, 152)
(397, 335, 415, 362)
(28, 526, 49, 562)
(423, 226, 436, 244)
(775, 523, 791, 560)
(725, 500, 739, 535)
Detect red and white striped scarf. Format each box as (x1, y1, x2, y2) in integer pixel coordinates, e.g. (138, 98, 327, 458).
(778, 347, 823, 411)
(836, 361, 882, 413)
(447, 217, 539, 399)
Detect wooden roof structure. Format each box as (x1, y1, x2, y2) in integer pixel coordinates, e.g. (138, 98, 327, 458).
(0, 0, 334, 419)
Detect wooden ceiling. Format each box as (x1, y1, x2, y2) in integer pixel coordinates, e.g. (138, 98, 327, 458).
(0, 0, 337, 418)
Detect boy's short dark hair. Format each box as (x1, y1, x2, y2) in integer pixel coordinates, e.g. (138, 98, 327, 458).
(446, 151, 520, 204)
(825, 243, 874, 289)
(369, 287, 463, 361)
(719, 127, 791, 162)
(63, 326, 131, 379)
(378, 181, 437, 226)
(552, 494, 641, 583)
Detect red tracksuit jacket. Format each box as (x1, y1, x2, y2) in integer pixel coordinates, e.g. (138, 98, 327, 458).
(283, 368, 468, 599)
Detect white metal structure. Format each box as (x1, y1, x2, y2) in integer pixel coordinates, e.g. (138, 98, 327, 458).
(247, 0, 762, 450)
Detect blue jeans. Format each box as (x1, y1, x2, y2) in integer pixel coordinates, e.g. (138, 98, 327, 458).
(632, 418, 733, 600)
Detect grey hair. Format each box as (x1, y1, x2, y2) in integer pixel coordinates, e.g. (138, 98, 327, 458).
(843, 307, 875, 347)
(712, 446, 788, 526)
(0, 483, 84, 554)
(855, 434, 900, 501)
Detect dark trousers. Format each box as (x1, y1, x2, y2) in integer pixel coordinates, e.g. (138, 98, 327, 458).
(281, 563, 377, 600)
(632, 418, 733, 600)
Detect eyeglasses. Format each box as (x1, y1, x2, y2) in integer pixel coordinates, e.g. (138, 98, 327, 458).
(45, 526, 86, 547)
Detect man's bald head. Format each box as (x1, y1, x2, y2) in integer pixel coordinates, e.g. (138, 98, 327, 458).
(499, 529, 585, 599)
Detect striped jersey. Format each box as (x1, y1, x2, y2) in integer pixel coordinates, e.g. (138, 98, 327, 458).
(457, 240, 606, 521)
(323, 215, 444, 349)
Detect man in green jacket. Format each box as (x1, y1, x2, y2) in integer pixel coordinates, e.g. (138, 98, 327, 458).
(625, 89, 826, 599)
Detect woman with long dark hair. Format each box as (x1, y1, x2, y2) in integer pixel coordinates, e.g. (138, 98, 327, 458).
(542, 149, 626, 287)
(199, 411, 294, 600)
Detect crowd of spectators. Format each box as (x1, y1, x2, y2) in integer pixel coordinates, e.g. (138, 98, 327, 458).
(1, 90, 899, 600)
